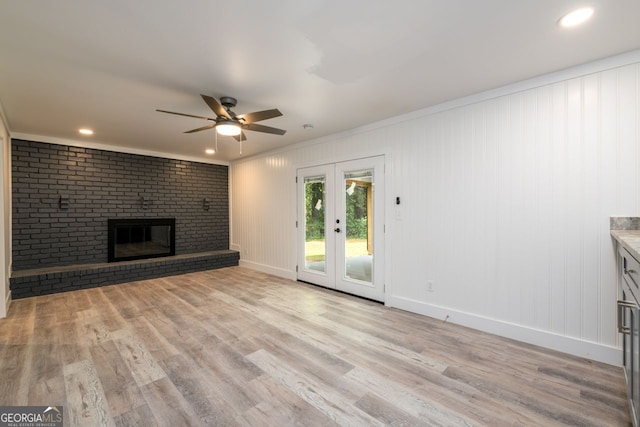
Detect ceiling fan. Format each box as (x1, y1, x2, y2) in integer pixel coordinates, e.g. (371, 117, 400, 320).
(156, 95, 286, 141)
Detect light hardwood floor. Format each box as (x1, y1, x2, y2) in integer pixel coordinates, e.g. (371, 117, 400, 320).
(0, 267, 631, 426)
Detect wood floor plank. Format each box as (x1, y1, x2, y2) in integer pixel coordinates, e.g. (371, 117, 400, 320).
(336, 343, 532, 426)
(0, 298, 36, 405)
(80, 317, 115, 347)
(139, 377, 202, 426)
(186, 337, 263, 414)
(101, 284, 143, 320)
(262, 294, 449, 373)
(244, 373, 337, 427)
(110, 328, 167, 387)
(246, 348, 384, 426)
(0, 266, 631, 426)
(84, 289, 128, 331)
(12, 339, 35, 405)
(88, 339, 146, 418)
(159, 354, 217, 414)
(354, 392, 435, 427)
(345, 366, 476, 426)
(129, 315, 181, 361)
(0, 345, 26, 403)
(58, 320, 92, 366)
(63, 359, 114, 427)
(113, 403, 155, 427)
(0, 297, 35, 345)
(141, 306, 264, 415)
(203, 289, 345, 356)
(26, 301, 66, 406)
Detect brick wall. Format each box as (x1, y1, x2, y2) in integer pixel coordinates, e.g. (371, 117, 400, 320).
(12, 139, 230, 270)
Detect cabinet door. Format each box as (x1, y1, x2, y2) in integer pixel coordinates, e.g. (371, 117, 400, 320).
(624, 288, 633, 393)
(623, 286, 639, 423)
(634, 303, 640, 422)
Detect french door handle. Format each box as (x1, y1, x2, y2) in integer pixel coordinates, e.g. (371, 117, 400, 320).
(334, 227, 341, 233)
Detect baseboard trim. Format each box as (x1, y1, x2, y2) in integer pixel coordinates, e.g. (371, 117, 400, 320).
(238, 260, 297, 281)
(2, 289, 11, 318)
(387, 295, 621, 366)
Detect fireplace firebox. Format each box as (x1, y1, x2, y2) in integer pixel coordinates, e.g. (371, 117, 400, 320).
(108, 218, 176, 262)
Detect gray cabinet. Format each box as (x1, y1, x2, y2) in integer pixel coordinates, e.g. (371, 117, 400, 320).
(618, 245, 640, 427)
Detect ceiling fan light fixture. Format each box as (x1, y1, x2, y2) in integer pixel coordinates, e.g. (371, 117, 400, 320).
(216, 121, 241, 136)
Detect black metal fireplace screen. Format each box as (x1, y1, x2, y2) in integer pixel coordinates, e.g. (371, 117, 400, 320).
(108, 218, 176, 262)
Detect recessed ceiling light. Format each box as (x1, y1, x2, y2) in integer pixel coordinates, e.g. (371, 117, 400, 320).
(78, 128, 94, 135)
(205, 149, 215, 155)
(558, 7, 594, 28)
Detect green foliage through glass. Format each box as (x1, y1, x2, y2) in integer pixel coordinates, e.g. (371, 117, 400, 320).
(305, 180, 325, 241)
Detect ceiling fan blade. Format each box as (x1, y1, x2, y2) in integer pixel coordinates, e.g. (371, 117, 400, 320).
(235, 109, 282, 124)
(243, 123, 287, 135)
(184, 124, 216, 134)
(233, 131, 247, 142)
(201, 95, 231, 119)
(156, 109, 213, 121)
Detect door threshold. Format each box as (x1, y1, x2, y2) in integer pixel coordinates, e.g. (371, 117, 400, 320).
(296, 280, 384, 304)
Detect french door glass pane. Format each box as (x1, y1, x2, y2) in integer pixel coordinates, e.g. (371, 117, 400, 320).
(344, 169, 373, 283)
(304, 175, 326, 272)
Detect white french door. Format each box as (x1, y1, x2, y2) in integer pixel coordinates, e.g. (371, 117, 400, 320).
(297, 156, 385, 301)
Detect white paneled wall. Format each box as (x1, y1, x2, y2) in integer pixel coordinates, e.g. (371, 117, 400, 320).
(231, 58, 640, 364)
(0, 103, 10, 318)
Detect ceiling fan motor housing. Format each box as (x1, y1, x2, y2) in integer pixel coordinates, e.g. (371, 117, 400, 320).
(220, 96, 237, 109)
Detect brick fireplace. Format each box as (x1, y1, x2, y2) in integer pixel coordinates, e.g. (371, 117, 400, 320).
(10, 139, 238, 298)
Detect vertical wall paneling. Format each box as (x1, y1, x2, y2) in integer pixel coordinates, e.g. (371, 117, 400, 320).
(484, 100, 500, 321)
(0, 132, 5, 318)
(550, 81, 568, 337)
(582, 74, 600, 343)
(0, 108, 9, 317)
(637, 64, 640, 214)
(535, 86, 552, 333)
(564, 78, 582, 340)
(619, 66, 638, 213)
(600, 69, 619, 347)
(495, 96, 512, 322)
(231, 60, 640, 364)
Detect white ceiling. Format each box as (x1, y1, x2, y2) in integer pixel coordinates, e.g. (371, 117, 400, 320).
(1, 1, 640, 163)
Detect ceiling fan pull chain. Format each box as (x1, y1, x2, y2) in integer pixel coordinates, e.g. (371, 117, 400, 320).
(240, 138, 242, 155)
(215, 130, 218, 154)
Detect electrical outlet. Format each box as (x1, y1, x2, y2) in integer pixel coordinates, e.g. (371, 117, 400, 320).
(427, 280, 434, 292)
